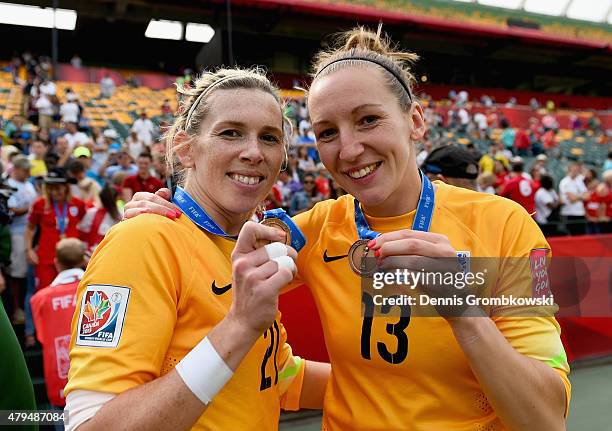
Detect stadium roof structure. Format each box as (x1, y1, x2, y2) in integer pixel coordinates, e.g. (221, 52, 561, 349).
(2, 0, 611, 96)
(452, 0, 612, 25)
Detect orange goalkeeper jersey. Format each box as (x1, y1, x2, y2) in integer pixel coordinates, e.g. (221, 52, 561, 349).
(292, 181, 570, 431)
(66, 214, 304, 430)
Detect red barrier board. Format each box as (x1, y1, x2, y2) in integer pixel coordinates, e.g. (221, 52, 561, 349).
(280, 235, 612, 363)
(549, 234, 612, 363)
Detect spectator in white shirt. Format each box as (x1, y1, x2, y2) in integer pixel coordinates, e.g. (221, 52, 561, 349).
(131, 112, 155, 146)
(7, 156, 38, 324)
(126, 130, 147, 160)
(457, 90, 468, 106)
(100, 74, 115, 98)
(60, 93, 80, 124)
(473, 112, 488, 139)
(63, 122, 90, 150)
(559, 163, 589, 235)
(71, 54, 82, 68)
(535, 175, 560, 236)
(416, 140, 432, 167)
(35, 94, 53, 130)
(298, 118, 311, 137)
(476, 172, 496, 194)
(39, 79, 56, 97)
(457, 108, 469, 133)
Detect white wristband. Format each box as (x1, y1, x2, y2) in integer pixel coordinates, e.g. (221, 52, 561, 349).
(264, 242, 287, 259)
(272, 255, 296, 273)
(175, 337, 233, 405)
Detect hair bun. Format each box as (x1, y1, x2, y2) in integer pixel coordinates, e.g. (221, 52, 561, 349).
(337, 24, 418, 66)
(343, 26, 388, 54)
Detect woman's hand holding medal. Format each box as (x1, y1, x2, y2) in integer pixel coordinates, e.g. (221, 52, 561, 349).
(228, 221, 298, 336)
(369, 229, 482, 319)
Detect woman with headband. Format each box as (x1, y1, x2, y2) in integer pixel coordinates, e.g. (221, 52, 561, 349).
(64, 68, 330, 431)
(128, 27, 570, 430)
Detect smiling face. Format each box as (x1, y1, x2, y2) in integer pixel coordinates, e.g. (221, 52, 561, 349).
(308, 66, 425, 215)
(182, 88, 284, 218)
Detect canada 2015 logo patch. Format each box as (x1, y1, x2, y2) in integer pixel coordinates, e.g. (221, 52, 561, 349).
(76, 285, 130, 348)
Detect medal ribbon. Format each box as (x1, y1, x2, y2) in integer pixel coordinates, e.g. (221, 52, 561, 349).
(354, 171, 435, 239)
(53, 201, 68, 236)
(262, 208, 307, 252)
(172, 186, 238, 239)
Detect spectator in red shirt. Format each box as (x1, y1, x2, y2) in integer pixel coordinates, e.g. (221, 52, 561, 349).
(263, 182, 283, 210)
(122, 152, 164, 202)
(25, 168, 87, 290)
(493, 159, 509, 193)
(585, 173, 611, 234)
(513, 129, 530, 157)
(161, 98, 172, 117)
(529, 166, 542, 190)
(500, 160, 538, 215)
(542, 129, 557, 150)
(585, 185, 605, 234)
(78, 185, 122, 251)
(314, 167, 330, 199)
(30, 238, 87, 408)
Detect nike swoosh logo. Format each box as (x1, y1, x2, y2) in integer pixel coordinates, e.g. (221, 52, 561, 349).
(323, 250, 348, 263)
(211, 281, 232, 295)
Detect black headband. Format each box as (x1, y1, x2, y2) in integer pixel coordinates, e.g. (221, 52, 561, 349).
(314, 56, 412, 102)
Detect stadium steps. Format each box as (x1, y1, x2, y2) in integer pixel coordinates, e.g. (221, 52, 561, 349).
(23, 347, 51, 408)
(109, 119, 130, 139)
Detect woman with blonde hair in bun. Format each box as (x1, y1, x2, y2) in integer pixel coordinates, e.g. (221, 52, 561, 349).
(129, 26, 570, 431)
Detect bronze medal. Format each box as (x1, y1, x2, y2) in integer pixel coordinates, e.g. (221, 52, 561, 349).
(348, 239, 377, 277)
(260, 218, 292, 247)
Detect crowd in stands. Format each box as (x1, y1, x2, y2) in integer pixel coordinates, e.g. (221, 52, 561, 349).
(413, 90, 612, 236)
(0, 55, 611, 411)
(283, 90, 612, 237)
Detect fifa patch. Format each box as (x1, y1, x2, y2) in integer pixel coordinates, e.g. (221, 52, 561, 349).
(76, 284, 130, 348)
(530, 248, 552, 298)
(55, 335, 71, 378)
(456, 251, 471, 273)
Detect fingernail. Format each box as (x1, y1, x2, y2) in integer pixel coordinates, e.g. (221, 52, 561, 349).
(166, 211, 176, 219)
(367, 239, 376, 248)
(374, 250, 380, 258)
(175, 209, 182, 217)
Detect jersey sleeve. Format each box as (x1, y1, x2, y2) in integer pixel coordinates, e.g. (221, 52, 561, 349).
(65, 215, 190, 396)
(492, 203, 554, 316)
(275, 319, 306, 411)
(492, 203, 571, 415)
(493, 316, 571, 416)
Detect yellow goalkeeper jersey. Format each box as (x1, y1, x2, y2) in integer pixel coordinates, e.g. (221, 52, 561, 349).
(66, 214, 304, 430)
(292, 181, 570, 431)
